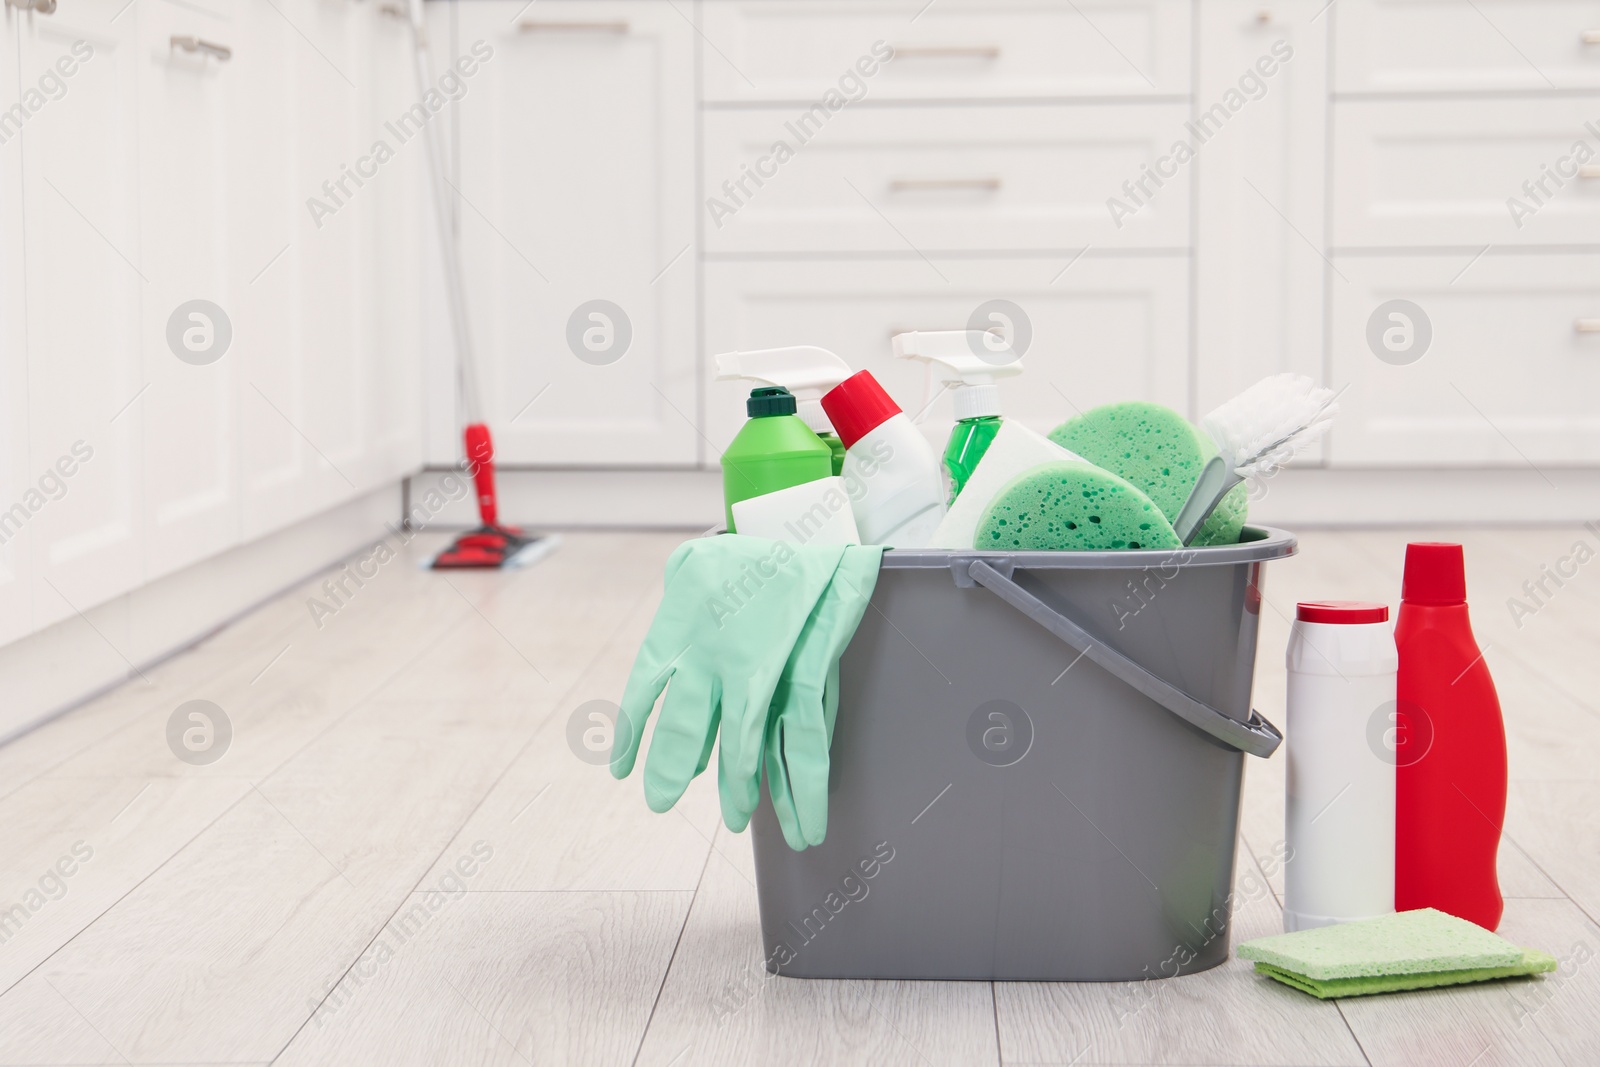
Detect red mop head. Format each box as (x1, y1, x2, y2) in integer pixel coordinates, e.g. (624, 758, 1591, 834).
(430, 422, 549, 569)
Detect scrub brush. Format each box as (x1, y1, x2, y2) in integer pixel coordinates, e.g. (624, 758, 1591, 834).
(1172, 374, 1339, 544)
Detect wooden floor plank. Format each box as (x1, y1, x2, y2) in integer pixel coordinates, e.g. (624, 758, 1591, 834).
(633, 824, 1001, 1067)
(274, 889, 693, 1067)
(994, 851, 1368, 1067)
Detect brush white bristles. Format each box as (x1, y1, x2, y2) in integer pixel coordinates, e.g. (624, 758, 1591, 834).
(1202, 373, 1338, 479)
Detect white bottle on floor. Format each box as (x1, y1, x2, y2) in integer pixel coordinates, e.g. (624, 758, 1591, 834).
(1284, 600, 1398, 932)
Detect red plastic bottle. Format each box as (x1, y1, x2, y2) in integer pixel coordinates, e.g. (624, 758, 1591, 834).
(1394, 542, 1507, 930)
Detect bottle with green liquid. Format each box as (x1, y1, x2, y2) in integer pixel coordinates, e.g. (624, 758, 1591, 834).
(721, 387, 833, 532)
(893, 330, 1025, 502)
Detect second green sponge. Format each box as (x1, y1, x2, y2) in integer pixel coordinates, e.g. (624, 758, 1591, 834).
(1049, 401, 1247, 546)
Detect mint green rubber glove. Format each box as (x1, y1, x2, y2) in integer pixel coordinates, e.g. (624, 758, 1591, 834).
(611, 536, 846, 833)
(764, 546, 885, 850)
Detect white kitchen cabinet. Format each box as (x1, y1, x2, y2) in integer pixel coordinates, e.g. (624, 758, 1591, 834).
(700, 0, 1192, 103)
(702, 256, 1190, 453)
(452, 0, 698, 466)
(1328, 254, 1600, 466)
(1332, 97, 1600, 250)
(18, 0, 145, 630)
(0, 10, 32, 646)
(1334, 0, 1600, 94)
(702, 103, 1192, 254)
(137, 0, 244, 582)
(1194, 0, 1329, 414)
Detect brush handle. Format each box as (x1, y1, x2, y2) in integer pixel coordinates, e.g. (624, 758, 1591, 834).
(1174, 455, 1239, 545)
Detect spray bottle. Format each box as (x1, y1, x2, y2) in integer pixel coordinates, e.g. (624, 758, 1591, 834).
(892, 330, 1024, 502)
(716, 346, 853, 475)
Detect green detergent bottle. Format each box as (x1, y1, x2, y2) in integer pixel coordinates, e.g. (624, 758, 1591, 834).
(715, 345, 853, 476)
(722, 387, 833, 532)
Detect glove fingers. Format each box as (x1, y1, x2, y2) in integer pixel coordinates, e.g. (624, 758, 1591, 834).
(641, 673, 718, 813)
(765, 718, 810, 851)
(774, 683, 831, 847)
(611, 652, 674, 779)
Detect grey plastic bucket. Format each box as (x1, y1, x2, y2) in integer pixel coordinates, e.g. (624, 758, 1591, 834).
(748, 526, 1295, 982)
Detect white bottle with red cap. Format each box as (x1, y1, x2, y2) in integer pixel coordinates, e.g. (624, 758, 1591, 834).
(1284, 600, 1398, 933)
(820, 370, 946, 548)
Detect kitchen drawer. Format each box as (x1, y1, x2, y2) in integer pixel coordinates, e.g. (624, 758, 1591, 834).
(702, 257, 1190, 454)
(1334, 0, 1600, 94)
(1332, 98, 1600, 248)
(700, 0, 1191, 103)
(1329, 254, 1600, 466)
(703, 104, 1191, 253)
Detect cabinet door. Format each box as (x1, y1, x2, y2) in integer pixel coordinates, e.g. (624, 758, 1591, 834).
(702, 257, 1190, 453)
(19, 0, 145, 628)
(0, 12, 32, 644)
(1332, 97, 1600, 249)
(1194, 1, 1329, 416)
(453, 1, 697, 466)
(1328, 254, 1600, 466)
(137, 0, 243, 581)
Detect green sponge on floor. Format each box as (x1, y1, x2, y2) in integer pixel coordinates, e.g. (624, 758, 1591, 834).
(1049, 401, 1248, 546)
(975, 461, 1181, 552)
(1236, 909, 1557, 1000)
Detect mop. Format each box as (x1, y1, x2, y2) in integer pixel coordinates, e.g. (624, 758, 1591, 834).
(407, 0, 551, 569)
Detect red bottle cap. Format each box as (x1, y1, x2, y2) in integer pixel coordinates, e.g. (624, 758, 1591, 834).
(1403, 542, 1467, 605)
(820, 370, 902, 450)
(1297, 601, 1389, 624)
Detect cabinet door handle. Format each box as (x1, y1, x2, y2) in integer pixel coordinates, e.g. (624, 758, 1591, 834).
(377, 2, 407, 18)
(889, 45, 1001, 60)
(1580, 164, 1600, 179)
(1584, 29, 1600, 44)
(1577, 319, 1600, 333)
(518, 20, 630, 34)
(171, 36, 232, 60)
(4, 0, 57, 13)
(888, 177, 1002, 193)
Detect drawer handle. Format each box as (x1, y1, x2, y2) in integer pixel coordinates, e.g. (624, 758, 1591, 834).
(1577, 319, 1600, 333)
(4, 0, 56, 13)
(377, 2, 407, 18)
(890, 45, 1001, 60)
(888, 177, 1002, 193)
(519, 20, 630, 34)
(170, 36, 232, 61)
(1584, 29, 1600, 44)
(1580, 164, 1600, 179)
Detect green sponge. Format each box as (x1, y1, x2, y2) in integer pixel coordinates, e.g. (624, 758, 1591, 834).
(1049, 401, 1248, 547)
(1236, 909, 1557, 1000)
(975, 461, 1181, 552)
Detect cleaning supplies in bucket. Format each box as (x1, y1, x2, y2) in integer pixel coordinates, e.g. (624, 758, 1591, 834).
(1238, 908, 1554, 999)
(716, 346, 854, 475)
(721, 387, 834, 534)
(891, 329, 1024, 502)
(1395, 542, 1508, 931)
(610, 535, 884, 850)
(1285, 600, 1397, 933)
(820, 370, 946, 548)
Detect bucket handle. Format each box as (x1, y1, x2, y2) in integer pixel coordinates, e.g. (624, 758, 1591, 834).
(966, 559, 1283, 758)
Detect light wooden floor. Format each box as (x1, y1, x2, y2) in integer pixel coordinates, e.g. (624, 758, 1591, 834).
(1, 527, 1597, 1066)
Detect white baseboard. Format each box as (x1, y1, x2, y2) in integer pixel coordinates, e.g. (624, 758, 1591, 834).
(0, 484, 402, 745)
(411, 465, 1600, 531)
